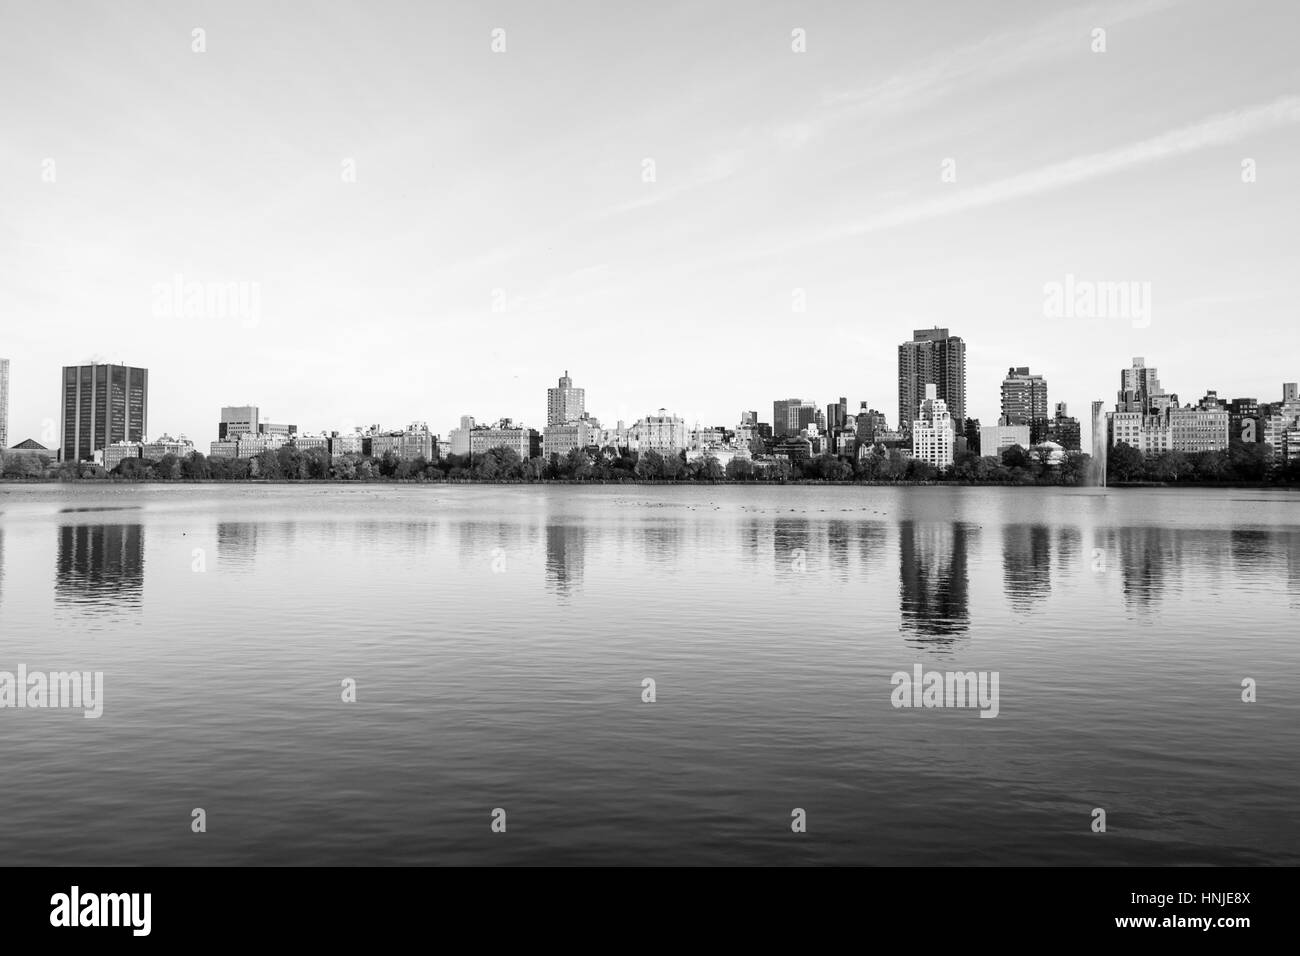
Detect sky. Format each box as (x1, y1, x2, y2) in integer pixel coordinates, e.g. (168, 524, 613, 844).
(2, 0, 1298, 450)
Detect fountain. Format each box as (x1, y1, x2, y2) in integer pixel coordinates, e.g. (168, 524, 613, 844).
(1089, 400, 1108, 487)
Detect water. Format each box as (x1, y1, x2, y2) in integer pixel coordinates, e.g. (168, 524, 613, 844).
(0, 483, 1296, 866)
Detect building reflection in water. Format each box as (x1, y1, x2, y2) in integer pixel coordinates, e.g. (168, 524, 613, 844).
(826, 520, 851, 577)
(217, 523, 260, 572)
(1287, 532, 1300, 606)
(1115, 526, 1177, 609)
(545, 522, 586, 597)
(56, 523, 144, 606)
(1230, 528, 1273, 573)
(1056, 526, 1082, 575)
(898, 520, 972, 646)
(773, 517, 812, 575)
(1002, 523, 1053, 611)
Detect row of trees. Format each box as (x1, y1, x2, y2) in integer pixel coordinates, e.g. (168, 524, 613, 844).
(4, 440, 1295, 485)
(1, 443, 1089, 484)
(1106, 440, 1297, 483)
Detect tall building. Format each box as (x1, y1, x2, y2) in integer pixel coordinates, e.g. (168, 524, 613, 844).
(1117, 357, 1176, 414)
(1042, 403, 1082, 451)
(546, 371, 585, 426)
(854, 404, 889, 447)
(1107, 359, 1225, 456)
(825, 397, 848, 432)
(772, 398, 818, 437)
(912, 384, 955, 470)
(217, 405, 295, 440)
(1107, 401, 1228, 456)
(448, 416, 475, 456)
(898, 328, 965, 437)
(60, 363, 148, 462)
(1169, 400, 1230, 454)
(1228, 397, 1260, 442)
(1262, 383, 1300, 466)
(219, 405, 258, 439)
(1000, 367, 1048, 426)
(629, 409, 688, 455)
(0, 357, 9, 451)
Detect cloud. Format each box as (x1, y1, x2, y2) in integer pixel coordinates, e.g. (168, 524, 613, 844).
(601, 149, 745, 216)
(759, 95, 1300, 254)
(791, 0, 1183, 145)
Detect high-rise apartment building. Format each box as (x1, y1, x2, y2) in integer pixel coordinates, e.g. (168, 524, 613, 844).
(547, 371, 585, 426)
(60, 363, 148, 462)
(1000, 367, 1048, 426)
(1117, 357, 1177, 414)
(1262, 383, 1300, 466)
(898, 328, 965, 437)
(1107, 362, 1227, 456)
(912, 384, 955, 470)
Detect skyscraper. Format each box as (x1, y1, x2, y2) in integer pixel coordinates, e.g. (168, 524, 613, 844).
(1117, 357, 1175, 413)
(772, 398, 818, 437)
(1000, 367, 1048, 426)
(825, 397, 848, 432)
(0, 357, 9, 450)
(898, 328, 965, 437)
(60, 363, 148, 462)
(546, 371, 585, 426)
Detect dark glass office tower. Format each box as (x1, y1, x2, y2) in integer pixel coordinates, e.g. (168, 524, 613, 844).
(60, 363, 148, 461)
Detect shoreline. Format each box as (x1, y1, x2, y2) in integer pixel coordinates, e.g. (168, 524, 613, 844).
(1, 478, 1295, 489)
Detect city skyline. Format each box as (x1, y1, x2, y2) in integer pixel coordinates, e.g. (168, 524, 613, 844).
(3, 1, 1298, 449)
(2, 346, 1298, 460)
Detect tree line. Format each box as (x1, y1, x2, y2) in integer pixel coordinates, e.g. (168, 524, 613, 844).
(2, 440, 1294, 485)
(1105, 439, 1296, 483)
